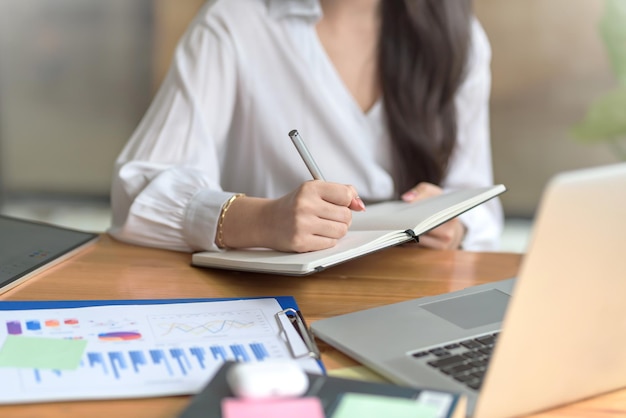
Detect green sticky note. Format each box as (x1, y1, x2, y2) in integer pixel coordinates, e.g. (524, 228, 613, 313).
(331, 393, 440, 418)
(0, 335, 87, 370)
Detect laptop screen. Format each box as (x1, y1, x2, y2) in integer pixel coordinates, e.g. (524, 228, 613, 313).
(0, 215, 98, 293)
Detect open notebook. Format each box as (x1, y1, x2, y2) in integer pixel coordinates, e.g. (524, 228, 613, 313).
(192, 184, 505, 275)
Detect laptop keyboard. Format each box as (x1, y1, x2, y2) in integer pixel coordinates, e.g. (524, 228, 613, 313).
(411, 332, 499, 391)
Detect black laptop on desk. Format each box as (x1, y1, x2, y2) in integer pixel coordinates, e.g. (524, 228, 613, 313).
(0, 215, 99, 294)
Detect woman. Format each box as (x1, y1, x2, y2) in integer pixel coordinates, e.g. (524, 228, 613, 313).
(109, 0, 503, 253)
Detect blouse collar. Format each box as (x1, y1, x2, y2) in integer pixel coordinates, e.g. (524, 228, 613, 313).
(267, 0, 322, 21)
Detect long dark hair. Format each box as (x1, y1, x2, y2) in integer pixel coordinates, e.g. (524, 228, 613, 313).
(379, 0, 472, 195)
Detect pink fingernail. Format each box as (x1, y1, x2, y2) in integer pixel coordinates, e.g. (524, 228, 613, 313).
(355, 197, 366, 211)
(402, 191, 416, 201)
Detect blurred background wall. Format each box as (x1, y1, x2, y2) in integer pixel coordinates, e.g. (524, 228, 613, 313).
(476, 0, 620, 217)
(0, 0, 621, 246)
(0, 0, 155, 198)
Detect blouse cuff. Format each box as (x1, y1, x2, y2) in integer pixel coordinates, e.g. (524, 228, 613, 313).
(458, 202, 503, 252)
(184, 189, 235, 252)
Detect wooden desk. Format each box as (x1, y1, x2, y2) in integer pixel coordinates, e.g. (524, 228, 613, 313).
(1, 235, 625, 417)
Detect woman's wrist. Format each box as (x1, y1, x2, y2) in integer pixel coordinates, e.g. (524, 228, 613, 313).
(215, 195, 270, 249)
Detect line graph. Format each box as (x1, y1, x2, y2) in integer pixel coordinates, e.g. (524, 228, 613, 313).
(148, 309, 274, 340)
(158, 319, 254, 335)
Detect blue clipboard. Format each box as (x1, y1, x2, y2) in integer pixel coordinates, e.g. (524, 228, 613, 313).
(0, 296, 324, 372)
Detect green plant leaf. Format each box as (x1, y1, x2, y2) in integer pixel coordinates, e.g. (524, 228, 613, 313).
(571, 87, 626, 142)
(600, 0, 626, 86)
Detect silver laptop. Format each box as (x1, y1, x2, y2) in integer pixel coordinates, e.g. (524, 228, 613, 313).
(311, 163, 626, 418)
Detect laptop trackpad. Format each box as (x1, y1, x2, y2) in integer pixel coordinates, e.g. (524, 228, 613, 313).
(421, 289, 510, 329)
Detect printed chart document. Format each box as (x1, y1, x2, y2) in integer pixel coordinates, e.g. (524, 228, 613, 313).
(192, 184, 506, 275)
(0, 298, 323, 404)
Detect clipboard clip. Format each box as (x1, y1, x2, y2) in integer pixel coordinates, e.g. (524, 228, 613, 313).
(275, 308, 320, 360)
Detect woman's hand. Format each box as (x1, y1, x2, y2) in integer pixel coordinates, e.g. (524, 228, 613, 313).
(401, 182, 466, 250)
(218, 181, 365, 253)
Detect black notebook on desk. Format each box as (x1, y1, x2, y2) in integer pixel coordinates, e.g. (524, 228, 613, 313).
(0, 215, 99, 294)
(179, 362, 466, 418)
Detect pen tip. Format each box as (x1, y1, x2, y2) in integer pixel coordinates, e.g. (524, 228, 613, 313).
(288, 129, 298, 137)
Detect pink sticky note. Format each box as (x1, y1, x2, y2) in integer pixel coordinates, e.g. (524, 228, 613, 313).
(221, 397, 324, 418)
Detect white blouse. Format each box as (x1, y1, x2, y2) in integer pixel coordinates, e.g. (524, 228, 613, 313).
(109, 0, 503, 252)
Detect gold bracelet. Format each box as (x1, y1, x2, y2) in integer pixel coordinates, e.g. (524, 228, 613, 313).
(216, 193, 245, 249)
